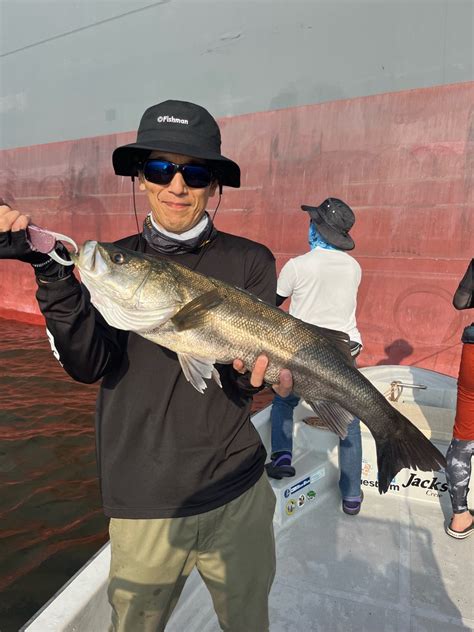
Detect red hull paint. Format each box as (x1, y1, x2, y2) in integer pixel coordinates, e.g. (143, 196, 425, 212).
(1, 83, 473, 376)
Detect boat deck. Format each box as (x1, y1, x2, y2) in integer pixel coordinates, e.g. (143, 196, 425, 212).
(166, 484, 473, 632)
(22, 367, 473, 632)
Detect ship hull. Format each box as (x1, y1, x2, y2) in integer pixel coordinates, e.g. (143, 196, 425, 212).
(1, 82, 473, 376)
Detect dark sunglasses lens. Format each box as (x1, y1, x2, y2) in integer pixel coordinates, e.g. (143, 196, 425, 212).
(182, 165, 212, 188)
(143, 160, 175, 184)
(144, 160, 212, 188)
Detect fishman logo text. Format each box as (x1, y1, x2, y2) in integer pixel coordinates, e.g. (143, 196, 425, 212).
(157, 115, 189, 124)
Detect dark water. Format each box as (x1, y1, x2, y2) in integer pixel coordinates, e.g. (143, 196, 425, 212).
(0, 318, 273, 631)
(0, 318, 108, 632)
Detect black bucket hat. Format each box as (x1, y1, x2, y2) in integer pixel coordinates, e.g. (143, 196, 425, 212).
(301, 198, 355, 250)
(112, 100, 240, 188)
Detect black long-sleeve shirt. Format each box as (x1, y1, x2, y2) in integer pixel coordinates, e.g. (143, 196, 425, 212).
(36, 231, 276, 518)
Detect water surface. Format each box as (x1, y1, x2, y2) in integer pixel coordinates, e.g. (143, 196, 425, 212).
(0, 317, 272, 631)
(0, 318, 107, 632)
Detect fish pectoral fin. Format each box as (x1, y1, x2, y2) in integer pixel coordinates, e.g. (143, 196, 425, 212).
(306, 400, 355, 439)
(171, 289, 223, 332)
(177, 353, 221, 393)
(211, 367, 223, 389)
(92, 300, 178, 333)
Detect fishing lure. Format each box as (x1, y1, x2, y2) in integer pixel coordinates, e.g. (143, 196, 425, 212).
(26, 224, 78, 266)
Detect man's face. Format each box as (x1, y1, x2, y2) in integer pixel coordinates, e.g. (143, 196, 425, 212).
(139, 152, 217, 234)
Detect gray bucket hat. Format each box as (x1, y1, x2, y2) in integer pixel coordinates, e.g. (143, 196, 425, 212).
(301, 198, 355, 250)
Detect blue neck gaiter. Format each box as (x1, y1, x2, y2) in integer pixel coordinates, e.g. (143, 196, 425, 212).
(308, 222, 338, 251)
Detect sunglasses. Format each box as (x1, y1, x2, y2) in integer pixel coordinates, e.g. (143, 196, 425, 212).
(143, 159, 213, 188)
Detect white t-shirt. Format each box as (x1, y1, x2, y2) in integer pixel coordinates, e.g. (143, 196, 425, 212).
(277, 247, 362, 344)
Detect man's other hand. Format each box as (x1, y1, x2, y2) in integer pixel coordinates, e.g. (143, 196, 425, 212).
(232, 355, 293, 397)
(0, 201, 30, 232)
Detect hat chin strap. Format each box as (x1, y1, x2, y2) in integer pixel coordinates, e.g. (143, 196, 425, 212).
(211, 189, 222, 223)
(131, 176, 146, 252)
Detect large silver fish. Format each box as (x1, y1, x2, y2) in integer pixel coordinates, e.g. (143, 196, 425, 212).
(72, 241, 446, 493)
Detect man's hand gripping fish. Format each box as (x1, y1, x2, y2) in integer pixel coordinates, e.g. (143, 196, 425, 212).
(72, 241, 446, 494)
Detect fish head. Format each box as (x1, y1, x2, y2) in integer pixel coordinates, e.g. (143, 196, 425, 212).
(71, 241, 182, 332)
(73, 241, 153, 301)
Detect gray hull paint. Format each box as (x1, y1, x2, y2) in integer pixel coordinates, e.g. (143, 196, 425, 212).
(1, 0, 473, 149)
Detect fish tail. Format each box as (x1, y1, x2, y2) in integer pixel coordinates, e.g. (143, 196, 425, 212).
(374, 410, 446, 494)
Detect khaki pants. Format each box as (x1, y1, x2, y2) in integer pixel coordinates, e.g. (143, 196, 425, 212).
(108, 474, 276, 632)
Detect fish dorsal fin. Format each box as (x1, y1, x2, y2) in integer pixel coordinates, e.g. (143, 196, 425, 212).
(305, 324, 351, 362)
(177, 353, 222, 393)
(92, 300, 178, 333)
(306, 399, 355, 439)
(171, 289, 223, 332)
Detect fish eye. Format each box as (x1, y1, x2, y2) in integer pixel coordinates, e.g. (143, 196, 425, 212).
(112, 252, 125, 265)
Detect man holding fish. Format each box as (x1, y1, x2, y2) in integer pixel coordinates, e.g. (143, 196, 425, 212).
(0, 100, 292, 632)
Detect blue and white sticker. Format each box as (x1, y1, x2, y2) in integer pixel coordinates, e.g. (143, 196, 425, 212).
(310, 468, 325, 484)
(284, 468, 326, 498)
(289, 477, 311, 495)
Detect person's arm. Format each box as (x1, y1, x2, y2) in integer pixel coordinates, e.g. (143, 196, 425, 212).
(36, 275, 125, 383)
(276, 259, 296, 308)
(243, 245, 277, 304)
(453, 259, 474, 310)
(0, 205, 124, 383)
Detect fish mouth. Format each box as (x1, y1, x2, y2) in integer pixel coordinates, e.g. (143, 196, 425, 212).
(76, 240, 155, 308)
(77, 240, 109, 278)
